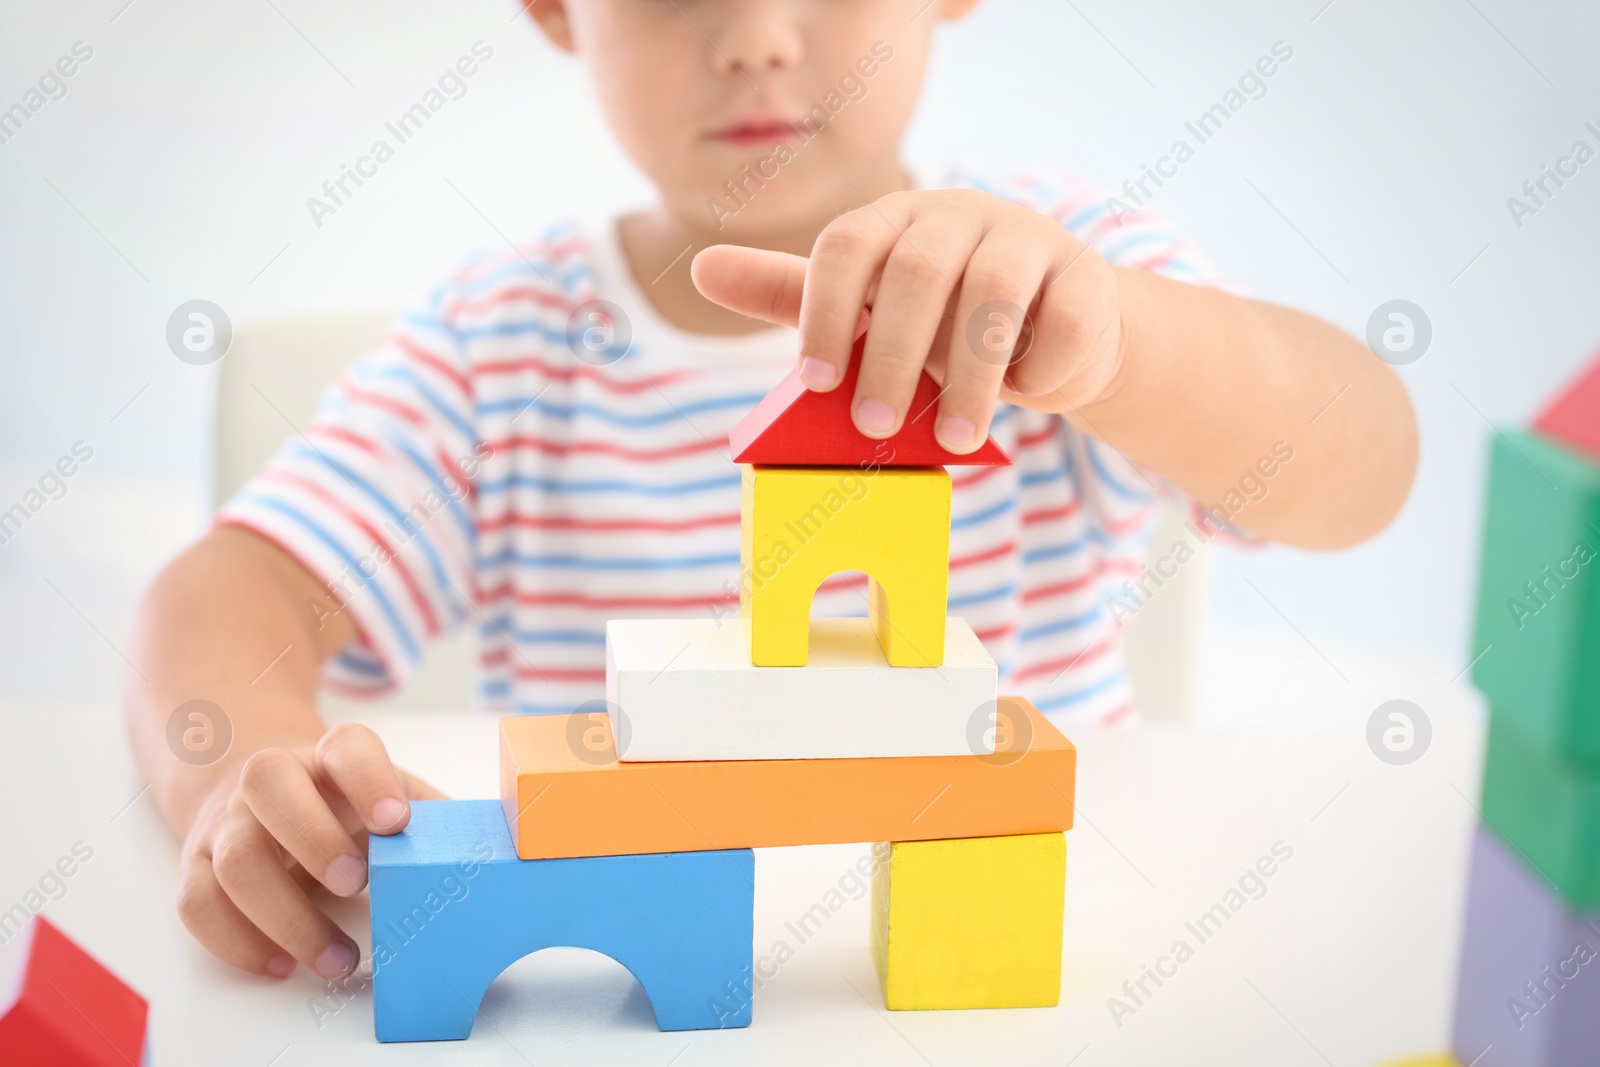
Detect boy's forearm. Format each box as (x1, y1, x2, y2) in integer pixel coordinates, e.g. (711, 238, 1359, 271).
(1049, 267, 1417, 549)
(124, 526, 353, 835)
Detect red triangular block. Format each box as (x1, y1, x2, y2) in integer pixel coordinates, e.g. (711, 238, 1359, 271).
(1536, 350, 1600, 464)
(730, 335, 1011, 467)
(0, 916, 149, 1067)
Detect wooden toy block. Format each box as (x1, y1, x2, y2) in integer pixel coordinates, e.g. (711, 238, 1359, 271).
(1373, 1057, 1460, 1067)
(369, 799, 754, 1041)
(500, 696, 1074, 859)
(1481, 713, 1600, 908)
(1471, 429, 1600, 766)
(1535, 350, 1600, 464)
(605, 616, 997, 761)
(1451, 822, 1600, 1067)
(0, 915, 149, 1067)
(741, 464, 950, 667)
(729, 333, 1011, 468)
(870, 832, 1065, 1010)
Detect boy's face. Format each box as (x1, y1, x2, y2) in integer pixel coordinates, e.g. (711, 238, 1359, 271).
(532, 0, 978, 239)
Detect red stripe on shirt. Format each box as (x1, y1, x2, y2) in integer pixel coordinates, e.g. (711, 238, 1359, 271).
(1022, 500, 1081, 526)
(1009, 635, 1116, 684)
(952, 465, 1006, 489)
(393, 334, 472, 399)
(306, 425, 380, 456)
(1015, 423, 1059, 449)
(480, 585, 735, 611)
(471, 356, 696, 393)
(951, 541, 1016, 570)
(512, 664, 608, 683)
(338, 382, 427, 428)
(482, 434, 728, 462)
(1099, 701, 1137, 726)
(478, 509, 741, 534)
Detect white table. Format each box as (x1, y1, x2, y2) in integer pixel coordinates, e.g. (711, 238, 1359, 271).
(0, 702, 1483, 1066)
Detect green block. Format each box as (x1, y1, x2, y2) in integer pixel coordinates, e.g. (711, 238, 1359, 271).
(1481, 712, 1600, 908)
(1471, 429, 1600, 765)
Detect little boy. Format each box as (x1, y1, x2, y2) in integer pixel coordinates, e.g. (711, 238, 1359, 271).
(124, 0, 1416, 984)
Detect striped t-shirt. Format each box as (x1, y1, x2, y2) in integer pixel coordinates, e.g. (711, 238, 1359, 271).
(218, 167, 1237, 728)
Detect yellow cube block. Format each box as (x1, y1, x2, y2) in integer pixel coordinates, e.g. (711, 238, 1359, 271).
(871, 832, 1065, 1010)
(1371, 1058, 1460, 1067)
(739, 464, 951, 667)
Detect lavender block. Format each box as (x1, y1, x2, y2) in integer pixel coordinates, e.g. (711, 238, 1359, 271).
(1452, 823, 1600, 1066)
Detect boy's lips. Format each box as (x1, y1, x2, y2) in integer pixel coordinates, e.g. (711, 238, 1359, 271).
(706, 118, 806, 146)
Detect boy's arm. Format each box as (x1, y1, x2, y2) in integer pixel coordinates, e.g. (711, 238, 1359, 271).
(691, 191, 1417, 550)
(127, 526, 347, 832)
(125, 526, 442, 979)
(1070, 267, 1417, 549)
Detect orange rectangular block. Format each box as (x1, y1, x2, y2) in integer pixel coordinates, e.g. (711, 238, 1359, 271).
(499, 697, 1074, 860)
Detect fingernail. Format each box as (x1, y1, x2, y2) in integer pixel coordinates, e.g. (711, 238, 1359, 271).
(265, 953, 296, 979)
(324, 854, 366, 896)
(937, 417, 977, 451)
(854, 398, 896, 435)
(371, 797, 407, 831)
(799, 357, 838, 390)
(314, 942, 356, 980)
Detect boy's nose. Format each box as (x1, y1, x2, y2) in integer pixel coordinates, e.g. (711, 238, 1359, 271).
(709, 1, 804, 74)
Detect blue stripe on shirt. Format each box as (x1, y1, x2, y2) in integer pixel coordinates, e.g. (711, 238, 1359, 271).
(336, 649, 388, 677)
(1017, 605, 1104, 642)
(475, 391, 766, 427)
(949, 582, 1016, 609)
(479, 620, 606, 645)
(476, 471, 741, 497)
(951, 497, 1015, 530)
(1031, 669, 1127, 711)
(477, 547, 740, 571)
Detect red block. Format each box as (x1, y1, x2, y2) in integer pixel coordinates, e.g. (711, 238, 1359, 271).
(1535, 350, 1600, 464)
(730, 334, 1012, 467)
(0, 916, 148, 1066)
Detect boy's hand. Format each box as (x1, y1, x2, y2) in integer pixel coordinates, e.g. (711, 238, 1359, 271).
(176, 723, 445, 980)
(691, 189, 1124, 453)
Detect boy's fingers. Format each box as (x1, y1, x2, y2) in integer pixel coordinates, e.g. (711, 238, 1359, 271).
(176, 850, 295, 978)
(1017, 245, 1120, 399)
(211, 810, 360, 981)
(689, 245, 807, 328)
(799, 207, 903, 391)
(855, 216, 982, 439)
(315, 722, 415, 836)
(239, 748, 367, 897)
(940, 234, 1052, 451)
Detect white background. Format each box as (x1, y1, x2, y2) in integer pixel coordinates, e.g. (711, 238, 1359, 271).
(1, 0, 1598, 709)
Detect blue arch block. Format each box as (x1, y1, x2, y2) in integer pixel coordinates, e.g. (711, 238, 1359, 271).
(369, 799, 754, 1041)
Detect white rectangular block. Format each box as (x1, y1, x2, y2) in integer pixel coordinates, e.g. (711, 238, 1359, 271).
(605, 617, 997, 762)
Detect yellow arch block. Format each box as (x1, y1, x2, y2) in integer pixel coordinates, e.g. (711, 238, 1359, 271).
(739, 465, 950, 667)
(871, 832, 1066, 1009)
